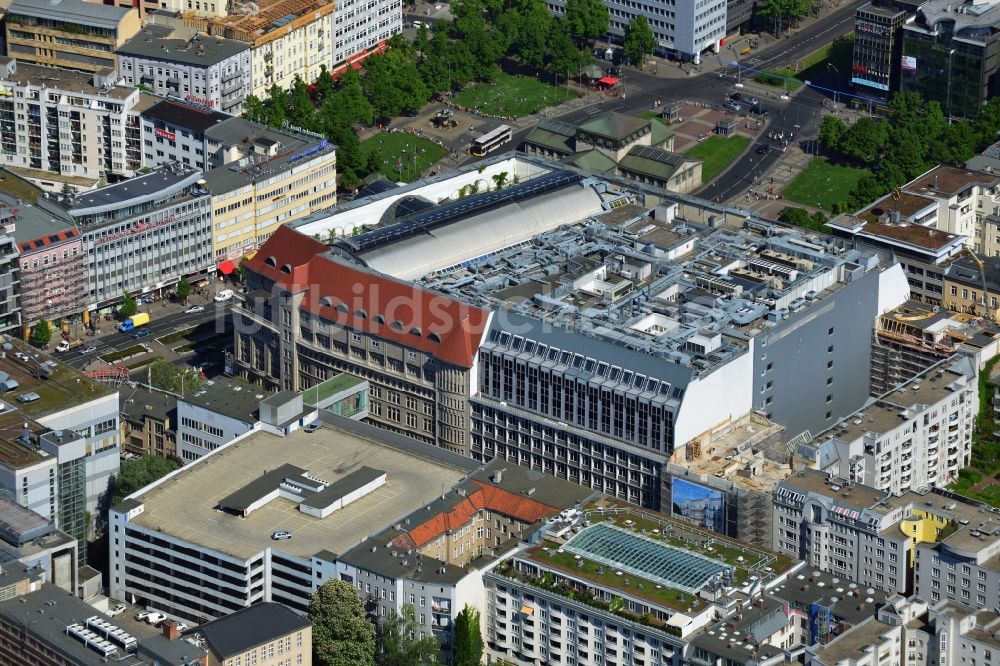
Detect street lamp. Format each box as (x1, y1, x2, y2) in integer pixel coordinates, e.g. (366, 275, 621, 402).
(946, 48, 956, 124)
(826, 62, 840, 108)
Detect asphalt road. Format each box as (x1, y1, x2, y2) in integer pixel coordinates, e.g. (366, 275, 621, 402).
(509, 0, 867, 202)
(58, 304, 233, 371)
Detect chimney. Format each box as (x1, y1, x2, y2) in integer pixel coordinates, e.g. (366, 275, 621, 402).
(162, 620, 180, 640)
(493, 469, 503, 484)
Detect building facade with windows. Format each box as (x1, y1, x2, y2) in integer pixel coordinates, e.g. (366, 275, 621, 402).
(331, 0, 400, 73)
(36, 164, 214, 309)
(119, 385, 178, 459)
(176, 378, 266, 463)
(117, 26, 252, 115)
(4, 0, 140, 74)
(0, 58, 143, 183)
(139, 98, 230, 170)
(852, 0, 919, 99)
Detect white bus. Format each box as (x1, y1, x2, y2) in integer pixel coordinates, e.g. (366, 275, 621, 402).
(470, 124, 513, 157)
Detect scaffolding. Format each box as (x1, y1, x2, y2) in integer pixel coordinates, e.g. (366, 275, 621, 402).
(85, 365, 130, 387)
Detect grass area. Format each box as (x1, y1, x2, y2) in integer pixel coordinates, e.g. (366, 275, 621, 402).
(782, 157, 869, 212)
(173, 333, 228, 354)
(685, 135, 752, 183)
(361, 133, 448, 183)
(303, 372, 365, 405)
(793, 34, 855, 88)
(636, 111, 661, 120)
(156, 326, 197, 346)
(126, 357, 159, 370)
(0, 169, 43, 200)
(754, 68, 803, 90)
(100, 345, 148, 363)
(454, 72, 579, 118)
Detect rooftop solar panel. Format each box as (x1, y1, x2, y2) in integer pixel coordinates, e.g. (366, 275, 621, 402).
(564, 522, 731, 594)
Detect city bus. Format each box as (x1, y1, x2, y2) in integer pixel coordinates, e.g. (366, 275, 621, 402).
(469, 124, 513, 157)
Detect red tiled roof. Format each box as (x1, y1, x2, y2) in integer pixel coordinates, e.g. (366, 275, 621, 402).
(247, 225, 490, 368)
(17, 227, 78, 253)
(394, 481, 559, 550)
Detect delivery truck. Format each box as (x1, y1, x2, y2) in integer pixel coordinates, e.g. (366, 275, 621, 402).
(118, 313, 150, 332)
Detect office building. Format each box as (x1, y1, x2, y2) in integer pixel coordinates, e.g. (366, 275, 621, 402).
(203, 117, 337, 264)
(0, 497, 78, 593)
(852, 0, 919, 99)
(331, 0, 400, 72)
(805, 356, 976, 495)
(901, 0, 1000, 119)
(0, 58, 144, 185)
(238, 154, 910, 512)
(0, 581, 210, 664)
(546, 0, 725, 61)
(119, 385, 178, 459)
(4, 0, 140, 74)
(117, 25, 252, 115)
(109, 417, 478, 623)
(184, 602, 311, 666)
(176, 377, 270, 462)
(36, 163, 214, 309)
(139, 98, 229, 170)
(7, 192, 87, 328)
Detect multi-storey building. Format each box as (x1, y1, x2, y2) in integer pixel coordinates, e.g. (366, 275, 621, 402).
(0, 58, 144, 184)
(0, 498, 78, 593)
(4, 0, 140, 74)
(0, 197, 23, 335)
(139, 98, 229, 170)
(547, 0, 725, 62)
(117, 25, 252, 115)
(7, 193, 86, 328)
(203, 118, 336, 263)
(901, 0, 1000, 119)
(36, 163, 214, 308)
(185, 603, 312, 666)
(119, 385, 178, 459)
(331, 0, 400, 72)
(109, 418, 478, 623)
(241, 154, 911, 511)
(852, 0, 919, 100)
(807, 597, 931, 666)
(944, 255, 1000, 316)
(806, 356, 976, 495)
(176, 377, 269, 462)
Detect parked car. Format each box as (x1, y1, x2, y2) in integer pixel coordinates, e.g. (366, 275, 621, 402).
(135, 611, 150, 621)
(132, 328, 151, 339)
(756, 144, 771, 155)
(214, 289, 234, 302)
(724, 101, 742, 113)
(185, 305, 205, 314)
(727, 92, 742, 102)
(303, 422, 321, 433)
(145, 612, 167, 625)
(745, 96, 760, 106)
(107, 603, 126, 617)
(271, 530, 293, 540)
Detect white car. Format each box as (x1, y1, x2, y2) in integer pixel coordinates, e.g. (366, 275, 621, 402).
(185, 305, 205, 313)
(145, 612, 167, 625)
(214, 289, 234, 302)
(107, 603, 126, 617)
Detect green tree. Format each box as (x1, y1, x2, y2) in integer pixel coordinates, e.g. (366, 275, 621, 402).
(756, 0, 813, 33)
(314, 65, 336, 103)
(363, 48, 430, 119)
(848, 174, 889, 211)
(377, 604, 439, 665)
(174, 276, 191, 303)
(450, 0, 506, 81)
(112, 455, 180, 505)
(242, 95, 265, 123)
(563, 0, 609, 46)
(492, 171, 509, 190)
(818, 115, 846, 150)
(309, 579, 376, 666)
(334, 66, 374, 127)
(236, 256, 250, 282)
(148, 359, 203, 395)
(119, 293, 137, 319)
(511, 0, 552, 69)
(453, 605, 484, 666)
(623, 15, 655, 67)
(778, 206, 827, 232)
(548, 20, 587, 79)
(288, 75, 316, 126)
(838, 117, 888, 163)
(972, 96, 1000, 148)
(30, 318, 52, 348)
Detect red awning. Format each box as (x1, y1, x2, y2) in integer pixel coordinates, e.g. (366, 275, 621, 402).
(218, 260, 236, 275)
(598, 76, 620, 85)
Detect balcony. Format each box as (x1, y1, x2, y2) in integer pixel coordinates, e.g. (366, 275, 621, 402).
(221, 69, 243, 84)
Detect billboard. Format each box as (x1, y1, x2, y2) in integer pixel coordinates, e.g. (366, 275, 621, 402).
(901, 55, 917, 72)
(852, 77, 890, 91)
(671, 477, 726, 534)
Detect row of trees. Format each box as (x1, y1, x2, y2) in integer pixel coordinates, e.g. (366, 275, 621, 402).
(818, 92, 1000, 212)
(308, 579, 484, 666)
(243, 0, 620, 186)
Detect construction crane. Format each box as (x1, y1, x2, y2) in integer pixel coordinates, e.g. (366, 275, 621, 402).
(954, 247, 991, 319)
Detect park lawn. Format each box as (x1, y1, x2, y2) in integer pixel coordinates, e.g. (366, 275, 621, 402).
(454, 72, 579, 118)
(361, 132, 448, 183)
(782, 157, 869, 212)
(685, 135, 751, 183)
(754, 68, 803, 90)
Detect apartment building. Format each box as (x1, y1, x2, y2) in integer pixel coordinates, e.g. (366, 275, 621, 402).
(119, 385, 178, 459)
(4, 0, 140, 74)
(944, 255, 1000, 316)
(176, 377, 269, 462)
(807, 597, 931, 666)
(0, 58, 143, 184)
(807, 356, 976, 495)
(36, 163, 214, 308)
(852, 0, 919, 99)
(331, 0, 401, 71)
(185, 602, 312, 666)
(118, 25, 252, 115)
(109, 418, 477, 623)
(901, 0, 1000, 119)
(203, 117, 337, 263)
(139, 98, 229, 170)
(546, 0, 725, 62)
(9, 196, 86, 328)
